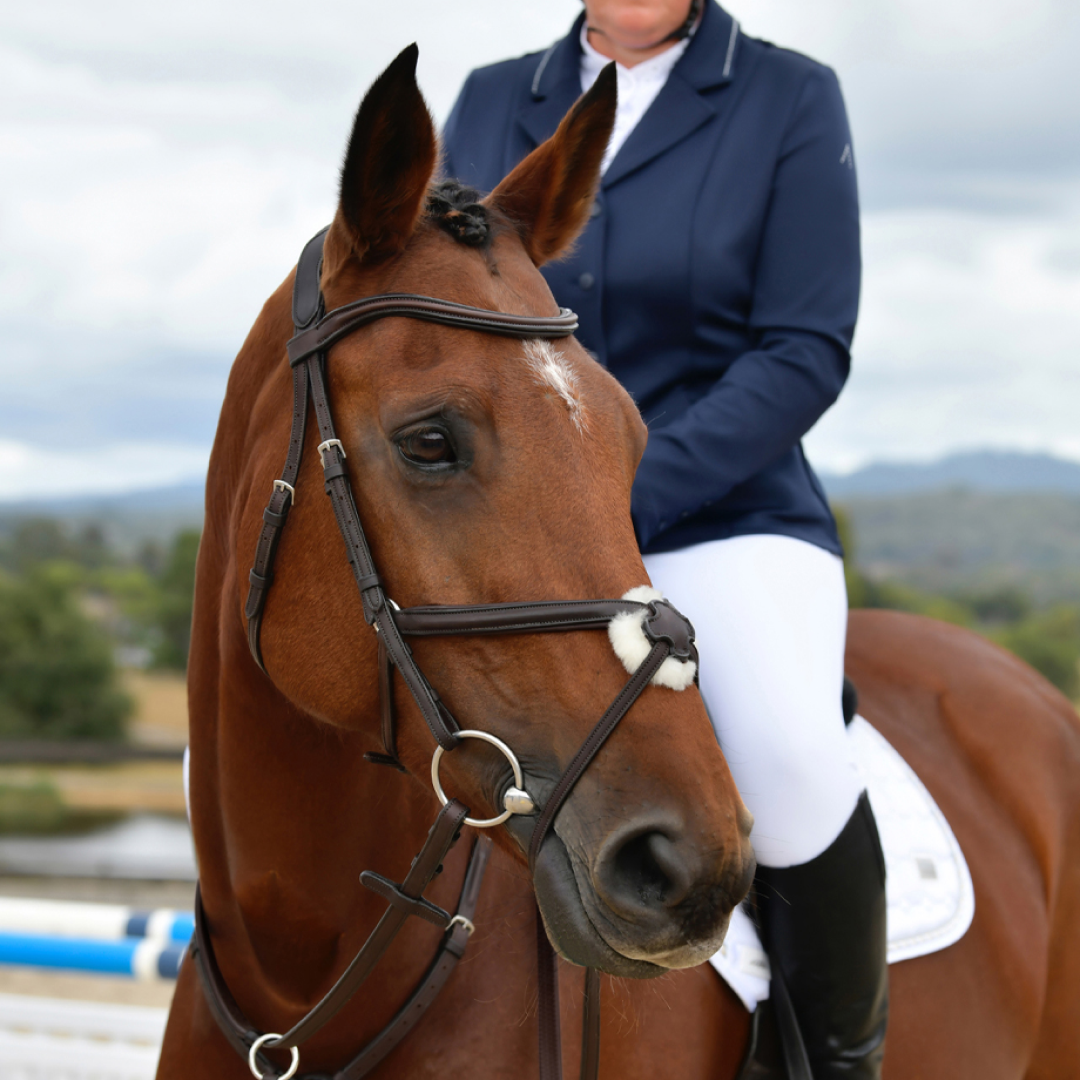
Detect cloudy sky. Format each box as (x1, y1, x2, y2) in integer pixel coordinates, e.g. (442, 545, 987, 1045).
(2, 0, 1078, 499)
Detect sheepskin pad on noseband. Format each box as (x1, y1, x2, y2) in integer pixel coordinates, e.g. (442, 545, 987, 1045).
(608, 586, 697, 691)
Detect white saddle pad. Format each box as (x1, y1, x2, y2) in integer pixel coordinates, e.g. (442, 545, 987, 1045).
(709, 715, 975, 1012)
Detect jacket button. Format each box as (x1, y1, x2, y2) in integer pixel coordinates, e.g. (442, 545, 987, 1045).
(590, 201, 602, 218)
(579, 272, 595, 290)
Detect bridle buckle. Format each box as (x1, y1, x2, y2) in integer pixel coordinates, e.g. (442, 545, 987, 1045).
(273, 479, 296, 502)
(318, 438, 346, 467)
(448, 914, 476, 937)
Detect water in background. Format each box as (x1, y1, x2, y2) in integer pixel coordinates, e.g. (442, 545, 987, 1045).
(0, 814, 196, 880)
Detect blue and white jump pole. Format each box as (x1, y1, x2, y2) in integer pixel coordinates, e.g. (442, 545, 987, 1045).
(0, 898, 193, 980)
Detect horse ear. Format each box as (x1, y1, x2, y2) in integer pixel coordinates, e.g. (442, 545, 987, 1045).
(487, 64, 616, 267)
(334, 44, 438, 263)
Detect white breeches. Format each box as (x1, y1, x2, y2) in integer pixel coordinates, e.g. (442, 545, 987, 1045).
(643, 534, 862, 869)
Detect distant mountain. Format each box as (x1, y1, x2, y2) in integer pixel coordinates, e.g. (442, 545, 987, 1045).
(0, 480, 204, 518)
(839, 488, 1080, 605)
(0, 481, 204, 556)
(820, 451, 1080, 498)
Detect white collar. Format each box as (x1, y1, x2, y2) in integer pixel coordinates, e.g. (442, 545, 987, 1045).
(579, 23, 691, 88)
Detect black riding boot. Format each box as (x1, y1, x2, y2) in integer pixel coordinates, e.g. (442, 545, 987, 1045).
(755, 791, 888, 1079)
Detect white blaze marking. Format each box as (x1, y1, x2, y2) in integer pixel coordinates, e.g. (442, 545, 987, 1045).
(522, 340, 587, 433)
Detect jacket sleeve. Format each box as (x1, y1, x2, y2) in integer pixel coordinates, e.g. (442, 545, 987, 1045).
(631, 66, 860, 548)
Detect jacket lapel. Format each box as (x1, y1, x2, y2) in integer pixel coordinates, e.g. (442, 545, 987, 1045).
(515, 14, 588, 152)
(513, 3, 742, 183)
(602, 2, 739, 190)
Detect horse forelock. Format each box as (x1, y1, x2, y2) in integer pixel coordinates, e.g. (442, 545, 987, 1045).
(426, 179, 505, 251)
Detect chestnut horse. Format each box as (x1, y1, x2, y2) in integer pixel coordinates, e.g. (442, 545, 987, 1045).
(159, 48, 1080, 1080)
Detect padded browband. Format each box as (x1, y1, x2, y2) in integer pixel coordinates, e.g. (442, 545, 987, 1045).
(288, 294, 579, 366)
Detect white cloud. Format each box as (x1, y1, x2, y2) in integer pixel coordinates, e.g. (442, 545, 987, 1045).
(1, 0, 1078, 497)
(805, 197, 1080, 470)
(0, 439, 210, 501)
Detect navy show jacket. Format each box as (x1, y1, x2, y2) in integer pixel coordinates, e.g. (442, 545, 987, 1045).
(442, 1, 859, 556)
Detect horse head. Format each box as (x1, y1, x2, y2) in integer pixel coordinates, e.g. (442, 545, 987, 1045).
(195, 46, 754, 995)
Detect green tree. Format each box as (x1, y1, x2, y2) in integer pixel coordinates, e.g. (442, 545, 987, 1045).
(152, 530, 200, 670)
(9, 518, 73, 574)
(995, 606, 1080, 700)
(833, 505, 868, 609)
(0, 566, 131, 740)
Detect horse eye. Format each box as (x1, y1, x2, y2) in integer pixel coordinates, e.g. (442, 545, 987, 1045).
(398, 427, 456, 466)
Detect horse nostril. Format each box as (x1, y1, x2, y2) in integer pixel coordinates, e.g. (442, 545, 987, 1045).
(604, 830, 694, 914)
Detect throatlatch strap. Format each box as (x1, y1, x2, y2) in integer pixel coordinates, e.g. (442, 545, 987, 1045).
(243, 226, 327, 672)
(244, 360, 310, 672)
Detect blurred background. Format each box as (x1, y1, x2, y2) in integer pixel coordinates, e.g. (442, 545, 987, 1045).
(1, 0, 1078, 1073)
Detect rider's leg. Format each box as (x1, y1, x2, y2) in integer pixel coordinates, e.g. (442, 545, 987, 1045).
(643, 534, 887, 1079)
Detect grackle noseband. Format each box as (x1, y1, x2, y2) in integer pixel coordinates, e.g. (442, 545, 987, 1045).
(190, 227, 698, 1080)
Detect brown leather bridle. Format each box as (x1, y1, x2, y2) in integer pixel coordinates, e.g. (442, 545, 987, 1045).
(191, 226, 699, 1080)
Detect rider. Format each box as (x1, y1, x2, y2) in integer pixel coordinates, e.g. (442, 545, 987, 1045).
(442, 1, 887, 1076)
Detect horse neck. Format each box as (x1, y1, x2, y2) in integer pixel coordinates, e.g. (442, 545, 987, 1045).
(189, 590, 447, 1004)
(189, 324, 445, 1012)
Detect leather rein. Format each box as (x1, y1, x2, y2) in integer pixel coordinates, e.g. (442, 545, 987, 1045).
(191, 226, 699, 1080)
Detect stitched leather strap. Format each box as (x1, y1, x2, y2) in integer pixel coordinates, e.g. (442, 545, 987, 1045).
(191, 883, 277, 1073)
(244, 228, 328, 672)
(335, 836, 492, 1080)
(532, 641, 669, 1080)
(244, 360, 311, 672)
(533, 919, 603, 1080)
(245, 226, 576, 690)
(305, 354, 460, 751)
(536, 909, 563, 1080)
(362, 634, 406, 770)
(270, 799, 469, 1049)
(529, 640, 669, 872)
(191, 798, 470, 1062)
(394, 599, 647, 637)
(193, 828, 491, 1080)
(580, 967, 602, 1080)
(288, 294, 578, 367)
(531, 641, 671, 1080)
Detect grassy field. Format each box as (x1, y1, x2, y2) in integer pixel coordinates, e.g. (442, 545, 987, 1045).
(0, 671, 188, 830)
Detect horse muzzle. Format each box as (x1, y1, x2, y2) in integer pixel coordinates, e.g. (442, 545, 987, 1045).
(527, 814, 755, 976)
